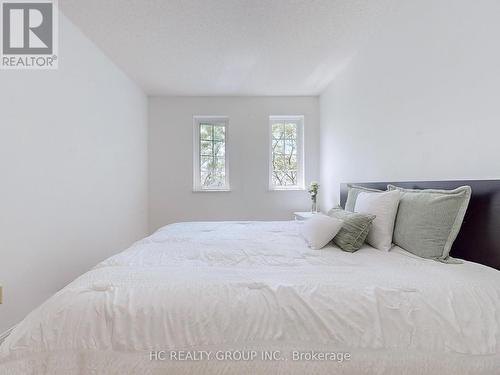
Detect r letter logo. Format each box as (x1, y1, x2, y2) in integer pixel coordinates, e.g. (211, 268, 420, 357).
(1, 0, 58, 69)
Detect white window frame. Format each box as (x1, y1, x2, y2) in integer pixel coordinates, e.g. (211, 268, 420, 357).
(193, 116, 230, 192)
(268, 115, 305, 191)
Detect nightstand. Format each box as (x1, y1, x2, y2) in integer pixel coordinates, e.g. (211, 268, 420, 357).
(293, 211, 318, 221)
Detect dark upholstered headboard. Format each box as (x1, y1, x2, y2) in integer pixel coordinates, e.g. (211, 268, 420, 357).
(340, 180, 500, 270)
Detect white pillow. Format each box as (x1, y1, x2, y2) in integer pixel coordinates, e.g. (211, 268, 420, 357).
(300, 214, 344, 250)
(354, 190, 400, 251)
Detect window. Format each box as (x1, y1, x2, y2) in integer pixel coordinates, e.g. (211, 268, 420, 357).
(269, 115, 304, 190)
(193, 116, 229, 191)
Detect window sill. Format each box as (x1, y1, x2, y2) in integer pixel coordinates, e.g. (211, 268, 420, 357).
(192, 189, 231, 193)
(268, 187, 306, 192)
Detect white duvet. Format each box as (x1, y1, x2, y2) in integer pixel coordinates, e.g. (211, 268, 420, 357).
(1, 221, 499, 374)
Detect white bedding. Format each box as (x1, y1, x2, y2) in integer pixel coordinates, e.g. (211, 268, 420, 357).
(1, 221, 499, 374)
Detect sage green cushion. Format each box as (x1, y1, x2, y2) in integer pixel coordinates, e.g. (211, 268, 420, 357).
(345, 184, 383, 212)
(328, 206, 376, 252)
(387, 185, 472, 262)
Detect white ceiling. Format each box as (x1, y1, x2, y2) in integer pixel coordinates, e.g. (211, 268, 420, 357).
(60, 0, 389, 96)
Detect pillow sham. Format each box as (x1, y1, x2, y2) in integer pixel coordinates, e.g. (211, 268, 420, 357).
(328, 206, 376, 252)
(345, 184, 383, 212)
(387, 184, 472, 262)
(354, 190, 400, 251)
(300, 214, 344, 250)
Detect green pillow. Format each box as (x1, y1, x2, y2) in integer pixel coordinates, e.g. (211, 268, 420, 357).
(345, 184, 383, 212)
(387, 185, 472, 262)
(328, 206, 376, 252)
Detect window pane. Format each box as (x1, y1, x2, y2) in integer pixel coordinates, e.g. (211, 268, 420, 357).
(283, 155, 294, 170)
(202, 169, 225, 189)
(200, 140, 213, 156)
(200, 156, 213, 171)
(271, 139, 281, 152)
(200, 124, 212, 140)
(273, 140, 284, 155)
(213, 125, 225, 141)
(274, 153, 297, 171)
(283, 170, 297, 186)
(273, 170, 298, 186)
(272, 170, 285, 186)
(214, 157, 225, 173)
(273, 154, 287, 171)
(201, 169, 215, 187)
(284, 122, 297, 139)
(284, 139, 296, 155)
(201, 156, 224, 175)
(287, 154, 297, 170)
(212, 171, 225, 187)
(213, 141, 225, 157)
(272, 123, 284, 140)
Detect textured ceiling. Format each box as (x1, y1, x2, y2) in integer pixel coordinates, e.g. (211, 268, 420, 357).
(60, 0, 390, 96)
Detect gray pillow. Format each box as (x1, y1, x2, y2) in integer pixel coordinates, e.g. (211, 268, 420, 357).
(345, 184, 383, 212)
(387, 185, 472, 262)
(328, 206, 376, 252)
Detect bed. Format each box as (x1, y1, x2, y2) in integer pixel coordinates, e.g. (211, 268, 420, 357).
(1, 181, 500, 374)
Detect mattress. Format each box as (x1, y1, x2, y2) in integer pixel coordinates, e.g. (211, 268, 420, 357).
(1, 221, 499, 374)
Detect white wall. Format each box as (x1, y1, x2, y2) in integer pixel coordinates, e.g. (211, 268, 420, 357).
(0, 15, 148, 332)
(149, 96, 319, 231)
(320, 0, 500, 211)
